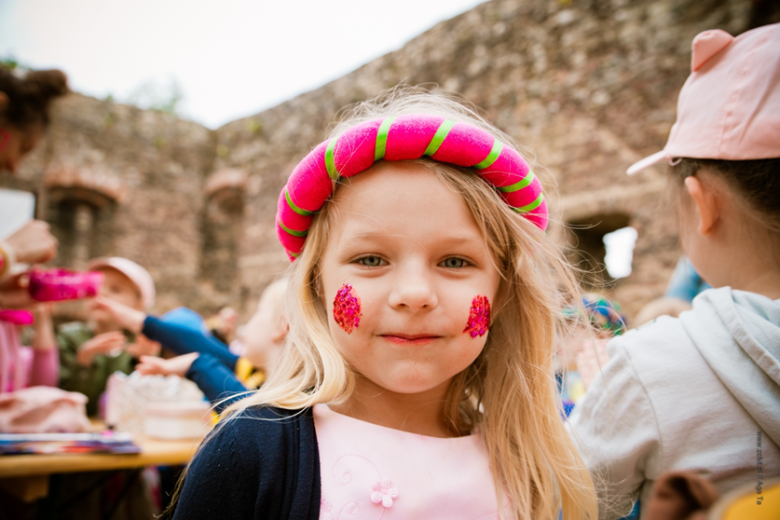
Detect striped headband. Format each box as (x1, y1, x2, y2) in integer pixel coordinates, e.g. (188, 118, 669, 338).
(276, 114, 548, 260)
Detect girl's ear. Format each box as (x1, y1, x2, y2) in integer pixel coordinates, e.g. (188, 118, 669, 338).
(271, 314, 288, 343)
(684, 176, 719, 235)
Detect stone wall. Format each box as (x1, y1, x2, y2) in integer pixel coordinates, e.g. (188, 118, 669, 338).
(216, 0, 758, 319)
(2, 0, 772, 322)
(2, 94, 218, 317)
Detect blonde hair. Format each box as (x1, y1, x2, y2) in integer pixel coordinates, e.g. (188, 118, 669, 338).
(223, 87, 597, 520)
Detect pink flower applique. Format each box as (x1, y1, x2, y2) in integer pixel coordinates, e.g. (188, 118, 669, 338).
(370, 479, 399, 508)
(320, 499, 333, 512)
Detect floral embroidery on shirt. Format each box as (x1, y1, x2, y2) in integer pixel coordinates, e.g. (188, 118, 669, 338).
(370, 479, 399, 508)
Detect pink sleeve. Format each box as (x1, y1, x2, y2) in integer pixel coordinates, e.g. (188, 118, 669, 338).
(28, 346, 60, 387)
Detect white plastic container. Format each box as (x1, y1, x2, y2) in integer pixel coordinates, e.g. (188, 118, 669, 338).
(144, 401, 211, 440)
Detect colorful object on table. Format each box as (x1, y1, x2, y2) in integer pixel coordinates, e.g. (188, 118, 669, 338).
(0, 431, 140, 455)
(28, 268, 104, 302)
(276, 114, 547, 260)
(0, 309, 33, 325)
(463, 295, 491, 338)
(333, 283, 361, 334)
(565, 294, 627, 336)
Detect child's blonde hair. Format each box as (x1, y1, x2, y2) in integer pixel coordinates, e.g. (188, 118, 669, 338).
(224, 87, 597, 520)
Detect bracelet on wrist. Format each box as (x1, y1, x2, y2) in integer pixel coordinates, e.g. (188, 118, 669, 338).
(0, 241, 16, 278)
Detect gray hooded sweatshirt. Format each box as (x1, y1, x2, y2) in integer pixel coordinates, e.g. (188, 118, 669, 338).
(567, 287, 780, 519)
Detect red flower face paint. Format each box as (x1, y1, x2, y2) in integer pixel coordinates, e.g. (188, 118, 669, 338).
(333, 283, 362, 334)
(463, 295, 491, 338)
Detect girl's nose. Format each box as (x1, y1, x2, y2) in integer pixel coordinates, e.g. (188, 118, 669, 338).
(388, 264, 438, 312)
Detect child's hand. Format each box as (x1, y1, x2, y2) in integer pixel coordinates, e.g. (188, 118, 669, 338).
(6, 220, 58, 265)
(136, 353, 199, 378)
(91, 295, 146, 333)
(32, 302, 54, 319)
(125, 334, 161, 359)
(0, 273, 35, 309)
(76, 331, 127, 366)
(576, 338, 610, 391)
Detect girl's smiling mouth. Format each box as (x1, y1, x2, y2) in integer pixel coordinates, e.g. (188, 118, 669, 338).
(380, 333, 442, 346)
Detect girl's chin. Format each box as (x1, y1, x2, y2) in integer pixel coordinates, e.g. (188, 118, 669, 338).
(362, 372, 454, 396)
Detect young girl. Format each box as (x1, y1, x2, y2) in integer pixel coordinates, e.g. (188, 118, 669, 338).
(169, 90, 597, 520)
(569, 24, 780, 519)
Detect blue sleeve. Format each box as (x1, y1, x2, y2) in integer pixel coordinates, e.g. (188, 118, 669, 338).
(185, 353, 249, 413)
(665, 257, 709, 302)
(142, 315, 239, 371)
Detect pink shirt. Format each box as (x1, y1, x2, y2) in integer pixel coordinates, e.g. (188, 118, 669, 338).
(313, 404, 507, 520)
(0, 321, 59, 393)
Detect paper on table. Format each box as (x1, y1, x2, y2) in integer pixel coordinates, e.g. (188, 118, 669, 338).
(0, 188, 35, 240)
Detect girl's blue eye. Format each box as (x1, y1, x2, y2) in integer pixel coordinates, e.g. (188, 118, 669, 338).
(358, 256, 384, 267)
(440, 257, 467, 268)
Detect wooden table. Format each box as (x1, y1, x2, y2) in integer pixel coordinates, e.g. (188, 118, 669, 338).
(0, 423, 207, 502)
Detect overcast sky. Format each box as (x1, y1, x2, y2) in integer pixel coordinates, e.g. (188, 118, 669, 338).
(0, 0, 487, 128)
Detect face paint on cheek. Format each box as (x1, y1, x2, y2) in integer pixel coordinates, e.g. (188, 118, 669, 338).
(333, 283, 362, 334)
(463, 295, 491, 338)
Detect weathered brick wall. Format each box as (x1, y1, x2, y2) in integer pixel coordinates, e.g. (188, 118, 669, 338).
(2, 94, 217, 317)
(216, 0, 756, 319)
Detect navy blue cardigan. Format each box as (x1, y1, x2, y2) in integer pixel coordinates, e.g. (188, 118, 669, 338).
(172, 406, 321, 520)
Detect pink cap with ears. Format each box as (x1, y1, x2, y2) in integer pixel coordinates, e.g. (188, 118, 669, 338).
(627, 23, 780, 175)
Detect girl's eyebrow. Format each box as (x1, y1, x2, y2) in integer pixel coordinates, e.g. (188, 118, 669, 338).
(340, 229, 484, 248)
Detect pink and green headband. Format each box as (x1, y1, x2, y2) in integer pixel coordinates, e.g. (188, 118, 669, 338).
(276, 114, 548, 260)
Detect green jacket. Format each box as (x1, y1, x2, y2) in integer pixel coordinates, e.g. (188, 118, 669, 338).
(57, 322, 134, 416)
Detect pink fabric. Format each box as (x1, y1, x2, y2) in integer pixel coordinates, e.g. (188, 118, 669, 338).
(277, 114, 548, 260)
(288, 141, 334, 212)
(628, 23, 780, 174)
(313, 404, 507, 520)
(691, 30, 734, 71)
(431, 122, 494, 167)
(0, 386, 91, 433)
(335, 119, 383, 177)
(384, 115, 443, 161)
(28, 269, 104, 302)
(0, 309, 34, 325)
(0, 322, 59, 393)
(27, 346, 59, 388)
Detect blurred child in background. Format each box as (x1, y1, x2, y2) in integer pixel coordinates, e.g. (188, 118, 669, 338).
(558, 294, 626, 415)
(632, 297, 692, 328)
(96, 278, 288, 412)
(569, 24, 780, 519)
(36, 257, 159, 416)
(0, 221, 60, 393)
(204, 306, 238, 345)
